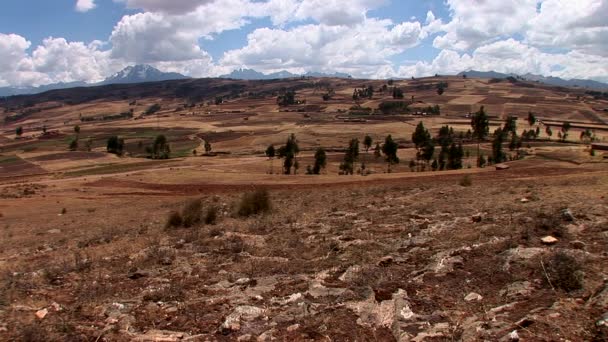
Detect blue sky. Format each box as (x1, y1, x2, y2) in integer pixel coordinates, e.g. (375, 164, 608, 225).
(0, 0, 606, 86)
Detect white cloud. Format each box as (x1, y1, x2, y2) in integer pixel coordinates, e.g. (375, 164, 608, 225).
(397, 39, 608, 83)
(433, 0, 538, 51)
(0, 34, 124, 87)
(526, 0, 608, 56)
(220, 18, 425, 78)
(114, 0, 215, 14)
(75, 0, 96, 12)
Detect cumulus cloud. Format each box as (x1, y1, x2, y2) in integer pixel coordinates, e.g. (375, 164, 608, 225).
(433, 0, 538, 51)
(3, 0, 608, 87)
(0, 33, 124, 87)
(526, 0, 608, 56)
(397, 39, 608, 83)
(220, 18, 425, 78)
(114, 0, 215, 14)
(75, 0, 96, 12)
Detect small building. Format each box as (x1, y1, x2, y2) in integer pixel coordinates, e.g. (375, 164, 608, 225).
(591, 143, 608, 151)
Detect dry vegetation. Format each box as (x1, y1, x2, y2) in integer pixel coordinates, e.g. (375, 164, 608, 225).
(0, 76, 607, 341)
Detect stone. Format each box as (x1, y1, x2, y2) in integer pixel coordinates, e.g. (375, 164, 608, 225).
(47, 229, 61, 234)
(377, 256, 394, 267)
(237, 334, 252, 341)
(286, 323, 300, 332)
(597, 312, 608, 327)
(508, 330, 520, 341)
(234, 278, 252, 286)
(495, 164, 510, 170)
(501, 281, 534, 299)
(520, 198, 530, 203)
(541, 236, 558, 245)
(35, 308, 48, 319)
(569, 240, 586, 250)
(220, 306, 266, 333)
(561, 208, 575, 221)
(472, 213, 483, 223)
(464, 292, 483, 302)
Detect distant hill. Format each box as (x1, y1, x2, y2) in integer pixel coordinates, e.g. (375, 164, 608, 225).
(457, 70, 608, 90)
(220, 68, 351, 80)
(0, 65, 189, 97)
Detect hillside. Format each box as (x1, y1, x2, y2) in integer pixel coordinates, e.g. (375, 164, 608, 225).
(0, 75, 607, 341)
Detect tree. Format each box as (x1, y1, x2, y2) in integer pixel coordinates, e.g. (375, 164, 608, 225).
(15, 126, 23, 137)
(106, 136, 124, 155)
(471, 106, 490, 166)
(204, 140, 212, 154)
(341, 138, 359, 175)
(69, 138, 78, 151)
(74, 125, 81, 135)
(151, 134, 170, 159)
(382, 135, 399, 172)
(561, 122, 571, 142)
(431, 159, 438, 171)
(277, 134, 299, 174)
(265, 144, 276, 159)
(580, 128, 593, 143)
(527, 112, 536, 127)
(503, 115, 518, 136)
(492, 128, 506, 164)
(447, 143, 464, 170)
(363, 135, 373, 153)
(546, 126, 553, 140)
(312, 147, 327, 175)
(42, 125, 47, 134)
(374, 142, 382, 159)
(215, 96, 223, 105)
(436, 125, 455, 171)
(392, 87, 404, 99)
(412, 122, 433, 170)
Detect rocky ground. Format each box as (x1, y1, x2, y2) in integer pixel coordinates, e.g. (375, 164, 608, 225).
(0, 165, 607, 341)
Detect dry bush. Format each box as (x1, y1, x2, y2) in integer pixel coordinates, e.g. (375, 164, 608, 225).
(546, 252, 583, 292)
(166, 198, 203, 229)
(165, 211, 183, 229)
(459, 174, 472, 187)
(205, 206, 218, 225)
(238, 189, 271, 217)
(534, 210, 566, 237)
(182, 199, 203, 227)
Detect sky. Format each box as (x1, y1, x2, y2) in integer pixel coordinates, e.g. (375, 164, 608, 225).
(0, 0, 607, 87)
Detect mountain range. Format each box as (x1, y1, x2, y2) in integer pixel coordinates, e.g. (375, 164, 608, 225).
(0, 65, 190, 97)
(219, 68, 352, 80)
(1, 65, 606, 97)
(457, 70, 608, 90)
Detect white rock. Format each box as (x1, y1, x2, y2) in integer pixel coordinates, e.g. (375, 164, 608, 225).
(35, 308, 48, 319)
(464, 292, 483, 302)
(541, 236, 558, 245)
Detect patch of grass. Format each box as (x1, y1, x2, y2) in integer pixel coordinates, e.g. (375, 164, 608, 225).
(238, 189, 271, 217)
(459, 174, 472, 187)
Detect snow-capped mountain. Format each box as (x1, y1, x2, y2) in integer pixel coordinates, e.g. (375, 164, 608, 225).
(0, 65, 190, 97)
(100, 65, 189, 85)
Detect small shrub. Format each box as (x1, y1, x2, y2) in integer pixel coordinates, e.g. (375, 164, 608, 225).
(182, 199, 203, 228)
(61, 208, 67, 215)
(547, 252, 583, 292)
(166, 211, 183, 229)
(238, 189, 271, 217)
(459, 174, 472, 187)
(205, 206, 218, 225)
(535, 210, 566, 237)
